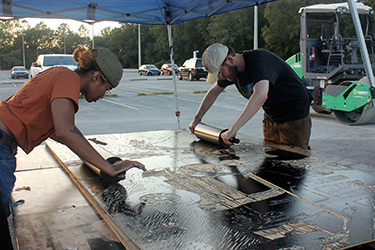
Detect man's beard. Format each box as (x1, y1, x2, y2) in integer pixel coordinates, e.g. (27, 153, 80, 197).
(225, 64, 238, 82)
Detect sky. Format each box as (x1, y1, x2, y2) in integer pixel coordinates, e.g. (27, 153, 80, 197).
(22, 18, 121, 36)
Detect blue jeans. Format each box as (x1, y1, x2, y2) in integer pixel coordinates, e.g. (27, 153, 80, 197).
(0, 141, 17, 217)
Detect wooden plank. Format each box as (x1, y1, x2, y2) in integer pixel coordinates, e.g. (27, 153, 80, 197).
(12, 145, 122, 250)
(45, 142, 142, 250)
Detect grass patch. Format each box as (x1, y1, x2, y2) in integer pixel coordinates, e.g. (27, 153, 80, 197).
(129, 78, 147, 81)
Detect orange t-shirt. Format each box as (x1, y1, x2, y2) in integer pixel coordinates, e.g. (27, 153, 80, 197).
(0, 67, 81, 154)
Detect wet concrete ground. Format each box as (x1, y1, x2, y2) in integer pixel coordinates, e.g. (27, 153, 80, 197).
(45, 130, 375, 249)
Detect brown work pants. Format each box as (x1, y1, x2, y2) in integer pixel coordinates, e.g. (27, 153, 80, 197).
(262, 115, 312, 149)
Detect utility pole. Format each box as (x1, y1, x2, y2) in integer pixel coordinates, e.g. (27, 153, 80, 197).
(21, 33, 26, 67)
(64, 35, 67, 54)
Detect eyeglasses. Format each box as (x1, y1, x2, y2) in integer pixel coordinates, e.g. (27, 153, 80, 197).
(101, 76, 112, 95)
(105, 86, 112, 95)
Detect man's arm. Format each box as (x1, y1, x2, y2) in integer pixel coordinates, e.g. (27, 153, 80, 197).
(51, 98, 146, 176)
(221, 80, 269, 144)
(188, 82, 224, 133)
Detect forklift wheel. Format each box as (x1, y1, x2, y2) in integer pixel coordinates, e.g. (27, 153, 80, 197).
(333, 78, 375, 125)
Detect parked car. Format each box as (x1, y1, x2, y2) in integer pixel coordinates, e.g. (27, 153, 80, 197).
(177, 58, 207, 81)
(10, 66, 29, 79)
(29, 54, 78, 78)
(138, 64, 161, 76)
(161, 64, 178, 75)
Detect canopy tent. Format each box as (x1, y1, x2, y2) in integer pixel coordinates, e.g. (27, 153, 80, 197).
(0, 0, 276, 25)
(1, 0, 373, 128)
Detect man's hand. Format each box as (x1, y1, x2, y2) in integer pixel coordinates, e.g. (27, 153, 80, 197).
(221, 129, 237, 146)
(188, 117, 201, 134)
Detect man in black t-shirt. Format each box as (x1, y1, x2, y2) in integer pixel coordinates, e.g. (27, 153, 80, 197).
(188, 43, 312, 149)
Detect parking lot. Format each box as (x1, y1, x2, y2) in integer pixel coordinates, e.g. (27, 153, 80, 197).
(1, 69, 375, 166)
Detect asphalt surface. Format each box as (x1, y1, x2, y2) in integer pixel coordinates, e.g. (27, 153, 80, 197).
(0, 69, 374, 166)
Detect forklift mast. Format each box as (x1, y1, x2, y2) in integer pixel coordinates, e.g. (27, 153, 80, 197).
(287, 2, 375, 125)
(300, 2, 374, 87)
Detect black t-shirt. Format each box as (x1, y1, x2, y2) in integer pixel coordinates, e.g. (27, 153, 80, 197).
(218, 49, 311, 122)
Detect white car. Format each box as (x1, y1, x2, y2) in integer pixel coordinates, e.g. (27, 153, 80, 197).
(29, 54, 78, 78)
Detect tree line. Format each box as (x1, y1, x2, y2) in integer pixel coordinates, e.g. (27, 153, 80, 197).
(1, 0, 374, 70)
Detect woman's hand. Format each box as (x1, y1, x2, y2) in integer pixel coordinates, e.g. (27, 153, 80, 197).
(112, 160, 147, 176)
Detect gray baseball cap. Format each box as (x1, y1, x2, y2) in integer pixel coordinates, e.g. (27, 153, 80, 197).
(95, 48, 123, 87)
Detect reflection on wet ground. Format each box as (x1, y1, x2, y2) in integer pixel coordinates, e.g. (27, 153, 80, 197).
(46, 130, 375, 249)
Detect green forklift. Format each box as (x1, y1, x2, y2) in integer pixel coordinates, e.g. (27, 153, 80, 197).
(287, 1, 375, 125)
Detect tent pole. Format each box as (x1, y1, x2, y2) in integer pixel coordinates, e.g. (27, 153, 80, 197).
(253, 5, 258, 49)
(138, 24, 141, 68)
(347, 0, 375, 87)
(167, 24, 181, 129)
(91, 23, 95, 49)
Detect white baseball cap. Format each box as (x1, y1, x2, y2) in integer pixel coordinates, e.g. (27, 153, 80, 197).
(202, 43, 229, 84)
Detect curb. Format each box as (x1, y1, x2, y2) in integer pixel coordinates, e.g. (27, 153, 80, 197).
(79, 93, 118, 98)
(157, 78, 173, 80)
(137, 91, 174, 96)
(193, 90, 225, 94)
(1, 82, 25, 84)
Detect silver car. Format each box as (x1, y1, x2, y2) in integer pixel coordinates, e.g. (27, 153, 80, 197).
(11, 66, 29, 79)
(138, 64, 161, 76)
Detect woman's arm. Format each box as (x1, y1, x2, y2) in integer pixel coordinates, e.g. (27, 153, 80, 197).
(51, 98, 146, 176)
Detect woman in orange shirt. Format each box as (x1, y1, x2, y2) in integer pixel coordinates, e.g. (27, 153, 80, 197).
(0, 47, 146, 249)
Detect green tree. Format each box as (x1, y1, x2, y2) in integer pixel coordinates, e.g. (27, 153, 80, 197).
(206, 6, 267, 51)
(1, 20, 96, 69)
(262, 0, 350, 60)
(262, 0, 302, 60)
(94, 27, 112, 49)
(173, 18, 209, 65)
(104, 23, 138, 68)
(23, 22, 56, 66)
(57, 24, 91, 53)
(0, 20, 29, 69)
